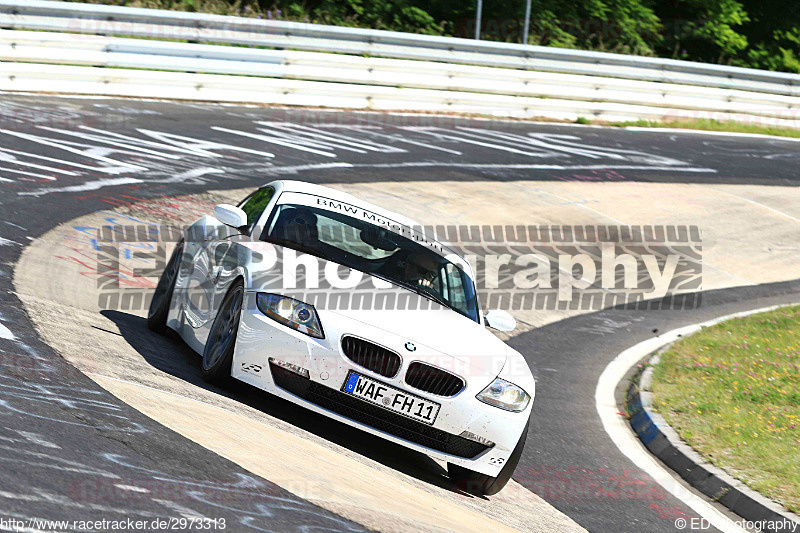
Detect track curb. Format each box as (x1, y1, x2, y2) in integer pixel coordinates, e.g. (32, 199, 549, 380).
(625, 311, 800, 533)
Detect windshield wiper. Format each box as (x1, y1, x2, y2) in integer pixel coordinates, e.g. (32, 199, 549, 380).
(412, 285, 450, 308)
(370, 272, 450, 308)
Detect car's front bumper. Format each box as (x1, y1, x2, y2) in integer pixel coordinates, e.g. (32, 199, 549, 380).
(232, 292, 534, 477)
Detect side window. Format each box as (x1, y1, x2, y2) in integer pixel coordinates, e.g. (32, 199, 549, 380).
(238, 187, 275, 234)
(440, 265, 450, 301)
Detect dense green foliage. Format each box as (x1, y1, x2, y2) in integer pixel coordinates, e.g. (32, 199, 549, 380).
(77, 0, 800, 72)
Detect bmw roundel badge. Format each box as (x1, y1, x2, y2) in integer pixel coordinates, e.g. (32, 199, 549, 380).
(405, 342, 416, 352)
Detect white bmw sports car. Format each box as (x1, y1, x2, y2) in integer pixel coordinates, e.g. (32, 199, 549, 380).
(148, 180, 535, 495)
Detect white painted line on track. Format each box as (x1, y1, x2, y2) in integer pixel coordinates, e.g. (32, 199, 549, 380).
(351, 162, 717, 172)
(14, 431, 60, 449)
(154, 499, 210, 520)
(0, 167, 57, 181)
(0, 147, 89, 175)
(403, 128, 552, 157)
(0, 323, 14, 340)
(338, 125, 464, 155)
(150, 167, 225, 184)
(212, 126, 336, 157)
(258, 122, 405, 153)
(623, 127, 800, 142)
(265, 162, 355, 174)
(17, 177, 144, 197)
(0, 129, 148, 172)
(114, 484, 150, 493)
(595, 303, 800, 533)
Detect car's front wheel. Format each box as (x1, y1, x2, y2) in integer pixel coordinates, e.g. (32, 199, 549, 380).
(147, 240, 184, 334)
(201, 280, 244, 385)
(448, 420, 529, 496)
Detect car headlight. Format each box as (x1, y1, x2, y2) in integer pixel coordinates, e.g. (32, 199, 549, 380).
(476, 378, 530, 412)
(256, 293, 324, 339)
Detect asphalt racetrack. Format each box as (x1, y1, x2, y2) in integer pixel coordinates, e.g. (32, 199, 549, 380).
(1, 94, 799, 532)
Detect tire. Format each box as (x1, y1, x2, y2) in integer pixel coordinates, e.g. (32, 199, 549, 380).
(147, 241, 184, 334)
(448, 419, 530, 496)
(200, 280, 244, 385)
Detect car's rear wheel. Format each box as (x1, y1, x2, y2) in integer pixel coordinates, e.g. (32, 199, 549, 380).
(201, 280, 244, 385)
(448, 420, 529, 496)
(147, 240, 184, 334)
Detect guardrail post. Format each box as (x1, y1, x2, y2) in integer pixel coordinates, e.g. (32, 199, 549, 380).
(475, 0, 482, 40)
(523, 0, 532, 44)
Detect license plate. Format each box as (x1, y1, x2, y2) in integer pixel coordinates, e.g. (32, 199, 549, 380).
(342, 371, 440, 425)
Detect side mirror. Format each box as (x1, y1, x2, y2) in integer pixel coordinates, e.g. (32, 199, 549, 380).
(214, 204, 248, 230)
(485, 309, 516, 332)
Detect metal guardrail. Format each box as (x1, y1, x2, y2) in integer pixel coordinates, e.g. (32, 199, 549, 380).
(0, 0, 799, 125)
(3, 0, 799, 93)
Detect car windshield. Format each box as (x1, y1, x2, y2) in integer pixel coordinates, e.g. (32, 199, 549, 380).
(261, 202, 480, 322)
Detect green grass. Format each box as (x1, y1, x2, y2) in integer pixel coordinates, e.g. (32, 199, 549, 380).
(574, 116, 592, 125)
(612, 118, 800, 139)
(650, 306, 800, 512)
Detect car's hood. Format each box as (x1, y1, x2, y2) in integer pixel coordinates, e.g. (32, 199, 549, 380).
(319, 292, 508, 365)
(239, 242, 509, 369)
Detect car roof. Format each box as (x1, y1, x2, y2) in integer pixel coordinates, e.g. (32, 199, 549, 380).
(273, 180, 466, 262)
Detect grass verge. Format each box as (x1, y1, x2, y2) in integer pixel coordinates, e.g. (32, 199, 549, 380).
(650, 305, 800, 512)
(611, 118, 800, 138)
